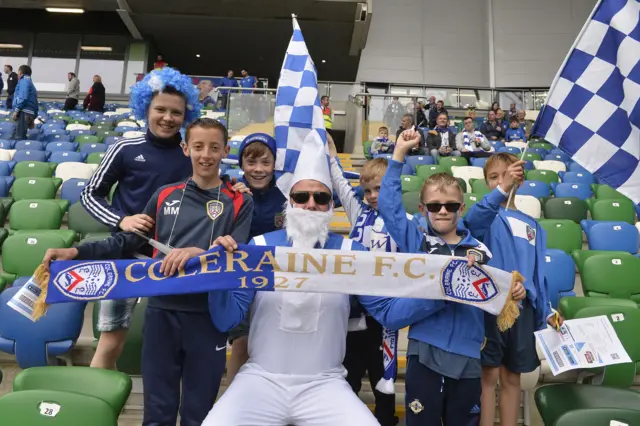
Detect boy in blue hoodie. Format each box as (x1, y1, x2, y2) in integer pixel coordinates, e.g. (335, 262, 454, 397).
(226, 132, 287, 384)
(10, 65, 38, 141)
(504, 116, 527, 142)
(363, 129, 526, 426)
(479, 152, 562, 426)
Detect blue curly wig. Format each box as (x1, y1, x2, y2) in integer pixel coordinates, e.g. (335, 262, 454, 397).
(129, 67, 201, 126)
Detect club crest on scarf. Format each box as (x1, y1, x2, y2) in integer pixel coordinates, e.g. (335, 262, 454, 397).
(274, 212, 285, 229)
(52, 262, 118, 300)
(207, 200, 224, 220)
(441, 258, 499, 303)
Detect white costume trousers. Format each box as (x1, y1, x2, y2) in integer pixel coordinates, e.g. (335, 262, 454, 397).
(202, 364, 378, 426)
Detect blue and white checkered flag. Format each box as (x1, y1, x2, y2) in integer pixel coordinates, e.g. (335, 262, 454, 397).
(533, 0, 640, 205)
(274, 15, 331, 197)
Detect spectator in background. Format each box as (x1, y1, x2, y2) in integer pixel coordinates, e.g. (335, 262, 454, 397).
(64, 72, 80, 111)
(321, 95, 333, 134)
(427, 112, 459, 162)
(198, 80, 215, 108)
(240, 68, 257, 90)
(505, 116, 527, 142)
(4, 65, 18, 110)
(384, 97, 404, 131)
(396, 113, 426, 155)
(416, 100, 428, 128)
(508, 102, 517, 119)
(481, 110, 505, 141)
(154, 54, 168, 70)
(426, 95, 436, 112)
(428, 100, 447, 128)
(10, 65, 37, 141)
(0, 72, 3, 102)
(456, 116, 491, 155)
(491, 101, 500, 113)
(84, 75, 106, 112)
(370, 126, 394, 156)
(517, 109, 532, 138)
(496, 108, 508, 129)
(218, 69, 238, 110)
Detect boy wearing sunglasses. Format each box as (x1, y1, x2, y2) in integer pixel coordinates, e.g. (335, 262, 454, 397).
(374, 129, 526, 426)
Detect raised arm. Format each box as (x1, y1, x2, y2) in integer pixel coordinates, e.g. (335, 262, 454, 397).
(358, 296, 447, 330)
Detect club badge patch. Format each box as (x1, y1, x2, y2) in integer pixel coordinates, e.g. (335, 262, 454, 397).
(52, 262, 118, 300)
(409, 399, 424, 414)
(207, 200, 224, 220)
(526, 225, 536, 242)
(441, 258, 499, 303)
(466, 249, 484, 263)
(274, 212, 285, 229)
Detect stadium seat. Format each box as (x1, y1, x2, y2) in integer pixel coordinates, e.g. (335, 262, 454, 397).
(539, 219, 583, 253)
(555, 408, 640, 426)
(13, 367, 132, 415)
(0, 233, 68, 283)
(46, 141, 79, 152)
(451, 166, 483, 194)
(560, 171, 595, 185)
(80, 143, 108, 155)
(9, 200, 76, 246)
(0, 161, 15, 176)
(43, 133, 72, 143)
(470, 157, 488, 168)
(61, 179, 88, 206)
(552, 183, 593, 200)
(595, 185, 627, 200)
(545, 152, 571, 164)
(68, 129, 96, 138)
(497, 146, 521, 155)
(13, 161, 55, 178)
(123, 130, 145, 139)
(401, 191, 421, 215)
(568, 163, 589, 174)
(558, 296, 638, 321)
(0, 149, 13, 161)
(400, 175, 425, 193)
(13, 150, 48, 163)
(373, 153, 393, 161)
(517, 181, 551, 199)
(12, 177, 59, 200)
(468, 179, 490, 197)
(49, 151, 86, 164)
(224, 168, 244, 180)
(363, 141, 373, 160)
(91, 124, 114, 132)
(405, 155, 435, 172)
(579, 252, 640, 303)
(514, 195, 541, 218)
(104, 136, 121, 146)
(544, 249, 576, 308)
(416, 164, 448, 180)
(74, 135, 101, 144)
(0, 139, 15, 149)
(0, 389, 118, 426)
(96, 131, 121, 139)
(15, 140, 45, 151)
(590, 199, 636, 224)
(400, 163, 414, 175)
(534, 159, 566, 173)
(462, 193, 480, 216)
(543, 197, 588, 222)
(67, 202, 110, 237)
(581, 221, 638, 253)
(86, 152, 106, 165)
(526, 169, 559, 186)
(437, 156, 468, 173)
(55, 162, 95, 182)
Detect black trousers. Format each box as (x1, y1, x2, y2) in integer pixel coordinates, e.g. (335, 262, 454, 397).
(343, 315, 397, 426)
(63, 97, 78, 111)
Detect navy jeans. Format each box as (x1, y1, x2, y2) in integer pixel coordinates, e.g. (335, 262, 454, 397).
(11, 111, 34, 140)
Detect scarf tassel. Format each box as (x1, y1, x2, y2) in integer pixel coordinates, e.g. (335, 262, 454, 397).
(32, 264, 50, 321)
(497, 271, 524, 332)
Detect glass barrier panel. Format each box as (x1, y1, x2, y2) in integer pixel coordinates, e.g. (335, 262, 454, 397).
(494, 91, 525, 112)
(225, 89, 276, 137)
(424, 88, 458, 108)
(533, 90, 548, 110)
(458, 89, 492, 110)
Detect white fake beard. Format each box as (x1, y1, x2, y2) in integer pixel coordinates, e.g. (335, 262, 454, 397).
(285, 203, 333, 249)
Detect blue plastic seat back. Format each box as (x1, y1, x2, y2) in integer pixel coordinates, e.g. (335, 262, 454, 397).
(498, 146, 521, 155)
(406, 155, 435, 172)
(43, 133, 72, 143)
(553, 182, 593, 200)
(104, 136, 121, 146)
(13, 150, 48, 163)
(0, 161, 15, 177)
(517, 180, 551, 198)
(15, 140, 44, 151)
(560, 171, 595, 185)
(49, 151, 86, 164)
(80, 143, 108, 155)
(470, 157, 489, 168)
(584, 221, 639, 253)
(0, 139, 14, 149)
(544, 249, 576, 308)
(401, 163, 414, 176)
(0, 286, 86, 368)
(224, 169, 244, 181)
(61, 178, 89, 206)
(46, 142, 79, 152)
(68, 129, 96, 138)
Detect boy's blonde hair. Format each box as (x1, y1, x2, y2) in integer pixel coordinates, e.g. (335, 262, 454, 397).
(483, 152, 519, 182)
(360, 158, 388, 184)
(421, 173, 464, 202)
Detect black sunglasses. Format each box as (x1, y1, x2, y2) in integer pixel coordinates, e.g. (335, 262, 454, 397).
(423, 202, 462, 213)
(290, 191, 332, 206)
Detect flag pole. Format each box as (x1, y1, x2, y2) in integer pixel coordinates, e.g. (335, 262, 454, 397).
(505, 141, 529, 212)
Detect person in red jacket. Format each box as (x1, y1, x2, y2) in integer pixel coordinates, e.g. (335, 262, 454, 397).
(83, 75, 106, 112)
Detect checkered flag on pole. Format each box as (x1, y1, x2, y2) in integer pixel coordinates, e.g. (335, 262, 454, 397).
(532, 0, 640, 206)
(274, 14, 331, 197)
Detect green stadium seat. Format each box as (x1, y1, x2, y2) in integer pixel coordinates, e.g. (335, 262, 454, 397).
(469, 179, 491, 197)
(580, 252, 640, 303)
(590, 199, 636, 224)
(13, 366, 132, 415)
(463, 193, 481, 217)
(78, 232, 112, 245)
(363, 141, 373, 160)
(86, 152, 106, 165)
(535, 384, 640, 426)
(530, 141, 554, 150)
(437, 156, 468, 173)
(555, 408, 640, 426)
(76, 140, 103, 152)
(401, 191, 421, 215)
(416, 164, 448, 180)
(539, 219, 583, 254)
(0, 389, 117, 426)
(522, 152, 542, 162)
(595, 185, 628, 200)
(12, 177, 56, 200)
(0, 234, 68, 283)
(13, 161, 54, 179)
(400, 175, 425, 193)
(68, 202, 110, 237)
(69, 119, 90, 126)
(9, 200, 76, 245)
(91, 125, 113, 132)
(571, 250, 628, 272)
(455, 177, 467, 193)
(74, 135, 102, 144)
(527, 169, 559, 186)
(559, 297, 638, 320)
(95, 131, 121, 139)
(543, 197, 589, 222)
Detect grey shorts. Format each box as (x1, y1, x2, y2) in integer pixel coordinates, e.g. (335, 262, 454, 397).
(228, 310, 251, 343)
(96, 298, 138, 332)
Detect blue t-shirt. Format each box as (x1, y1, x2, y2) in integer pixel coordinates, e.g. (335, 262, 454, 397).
(240, 76, 257, 89)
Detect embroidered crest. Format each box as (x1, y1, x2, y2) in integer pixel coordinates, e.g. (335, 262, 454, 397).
(441, 258, 499, 303)
(526, 225, 536, 242)
(52, 262, 118, 300)
(409, 399, 424, 414)
(207, 200, 224, 220)
(274, 212, 285, 229)
(466, 249, 484, 264)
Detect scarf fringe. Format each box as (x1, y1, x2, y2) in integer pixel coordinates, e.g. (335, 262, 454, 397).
(31, 264, 50, 321)
(497, 271, 523, 332)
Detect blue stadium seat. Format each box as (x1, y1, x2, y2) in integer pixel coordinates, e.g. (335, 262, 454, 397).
(545, 152, 571, 163)
(374, 153, 393, 161)
(569, 163, 589, 174)
(80, 143, 108, 155)
(528, 147, 548, 156)
(218, 164, 231, 176)
(11, 276, 29, 288)
(544, 248, 576, 308)
(470, 157, 489, 168)
(498, 146, 521, 155)
(42, 123, 65, 131)
(559, 171, 595, 185)
(114, 126, 137, 133)
(61, 179, 88, 206)
(0, 122, 15, 132)
(406, 155, 435, 172)
(552, 182, 593, 200)
(43, 133, 72, 143)
(0, 139, 14, 149)
(0, 161, 15, 176)
(13, 150, 49, 163)
(49, 151, 86, 164)
(104, 136, 121, 146)
(581, 220, 639, 253)
(42, 128, 67, 136)
(0, 178, 10, 197)
(15, 141, 45, 151)
(26, 129, 41, 140)
(46, 142, 79, 152)
(0, 286, 85, 368)
(228, 140, 242, 150)
(68, 129, 96, 138)
(523, 160, 535, 171)
(0, 132, 12, 140)
(401, 163, 414, 176)
(223, 169, 244, 180)
(517, 181, 551, 198)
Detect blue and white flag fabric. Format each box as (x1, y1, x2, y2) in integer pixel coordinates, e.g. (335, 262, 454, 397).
(274, 15, 331, 197)
(533, 0, 640, 205)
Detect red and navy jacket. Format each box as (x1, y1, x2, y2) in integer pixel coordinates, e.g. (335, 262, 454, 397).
(76, 177, 254, 312)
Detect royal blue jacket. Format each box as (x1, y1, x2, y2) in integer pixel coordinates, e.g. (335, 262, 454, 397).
(365, 159, 506, 359)
(505, 127, 527, 142)
(12, 75, 38, 115)
(219, 77, 238, 95)
(242, 176, 286, 238)
(80, 129, 192, 230)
